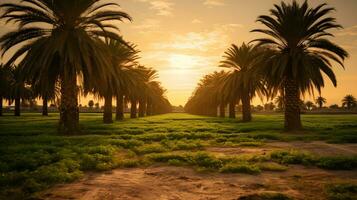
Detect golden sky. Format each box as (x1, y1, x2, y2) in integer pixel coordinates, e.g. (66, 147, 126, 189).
(1, 0, 357, 106)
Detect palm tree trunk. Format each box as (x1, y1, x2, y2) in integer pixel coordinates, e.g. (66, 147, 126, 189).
(284, 79, 302, 131)
(241, 92, 252, 122)
(103, 93, 113, 124)
(42, 97, 48, 116)
(229, 101, 236, 118)
(116, 95, 124, 121)
(219, 104, 225, 118)
(59, 75, 79, 134)
(146, 100, 152, 116)
(0, 96, 3, 116)
(209, 106, 217, 117)
(14, 98, 20, 116)
(138, 99, 146, 117)
(130, 100, 137, 118)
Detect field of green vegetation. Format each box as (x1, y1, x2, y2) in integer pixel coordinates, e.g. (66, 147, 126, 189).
(0, 113, 357, 199)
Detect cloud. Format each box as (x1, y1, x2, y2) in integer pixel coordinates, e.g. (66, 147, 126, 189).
(135, 0, 174, 16)
(132, 19, 161, 31)
(151, 23, 244, 52)
(203, 0, 225, 6)
(191, 19, 202, 24)
(153, 31, 226, 52)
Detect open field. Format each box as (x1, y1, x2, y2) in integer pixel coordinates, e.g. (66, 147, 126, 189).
(0, 113, 357, 199)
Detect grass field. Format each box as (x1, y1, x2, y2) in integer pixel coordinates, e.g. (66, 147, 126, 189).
(0, 113, 357, 199)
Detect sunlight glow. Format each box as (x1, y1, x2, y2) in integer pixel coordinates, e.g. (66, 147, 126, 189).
(168, 54, 198, 70)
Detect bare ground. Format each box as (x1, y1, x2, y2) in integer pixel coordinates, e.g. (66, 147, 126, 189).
(208, 141, 357, 156)
(42, 142, 357, 200)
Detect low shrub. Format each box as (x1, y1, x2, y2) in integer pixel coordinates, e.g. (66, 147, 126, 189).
(317, 157, 357, 170)
(117, 159, 142, 168)
(146, 153, 187, 163)
(258, 162, 288, 171)
(161, 139, 204, 151)
(238, 192, 292, 200)
(326, 183, 357, 200)
(167, 159, 187, 166)
(270, 150, 316, 165)
(220, 162, 261, 174)
(108, 139, 144, 149)
(271, 150, 357, 170)
(134, 143, 168, 155)
(188, 152, 223, 169)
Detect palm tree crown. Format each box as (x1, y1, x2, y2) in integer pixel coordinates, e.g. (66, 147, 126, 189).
(315, 96, 326, 108)
(342, 95, 357, 109)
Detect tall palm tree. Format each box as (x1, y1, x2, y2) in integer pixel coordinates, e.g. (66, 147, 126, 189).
(146, 77, 171, 115)
(111, 42, 139, 121)
(274, 95, 285, 111)
(28, 70, 60, 116)
(305, 101, 314, 111)
(252, 0, 348, 130)
(0, 0, 131, 133)
(220, 43, 266, 122)
(84, 39, 139, 124)
(342, 95, 357, 110)
(185, 71, 227, 117)
(123, 66, 148, 119)
(0, 64, 11, 116)
(315, 96, 326, 109)
(7, 66, 32, 116)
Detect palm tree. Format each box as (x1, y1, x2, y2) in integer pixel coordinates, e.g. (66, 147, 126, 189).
(342, 95, 357, 109)
(185, 71, 227, 117)
(83, 39, 134, 124)
(220, 43, 266, 122)
(329, 104, 339, 109)
(315, 96, 326, 109)
(252, 1, 348, 130)
(305, 101, 314, 111)
(274, 95, 284, 111)
(0, 0, 131, 133)
(0, 64, 12, 116)
(88, 100, 94, 109)
(228, 100, 237, 118)
(29, 73, 59, 116)
(139, 67, 159, 117)
(103, 39, 139, 121)
(146, 77, 171, 115)
(123, 66, 148, 119)
(7, 66, 32, 116)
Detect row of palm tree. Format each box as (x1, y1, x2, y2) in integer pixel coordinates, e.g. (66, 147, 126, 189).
(0, 0, 171, 134)
(282, 95, 356, 111)
(185, 0, 349, 131)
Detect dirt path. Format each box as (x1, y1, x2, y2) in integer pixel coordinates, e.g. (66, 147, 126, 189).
(208, 141, 357, 156)
(42, 142, 357, 200)
(42, 166, 357, 200)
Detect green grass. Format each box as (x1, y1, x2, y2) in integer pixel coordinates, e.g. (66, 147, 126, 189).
(0, 113, 356, 199)
(238, 192, 292, 200)
(270, 150, 357, 170)
(326, 183, 357, 200)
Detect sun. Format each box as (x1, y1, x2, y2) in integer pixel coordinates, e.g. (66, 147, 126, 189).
(168, 54, 197, 70)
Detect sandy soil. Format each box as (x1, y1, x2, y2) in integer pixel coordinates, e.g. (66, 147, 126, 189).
(208, 141, 357, 156)
(42, 142, 357, 200)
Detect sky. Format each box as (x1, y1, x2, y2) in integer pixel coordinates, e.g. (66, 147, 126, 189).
(1, 0, 357, 106)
